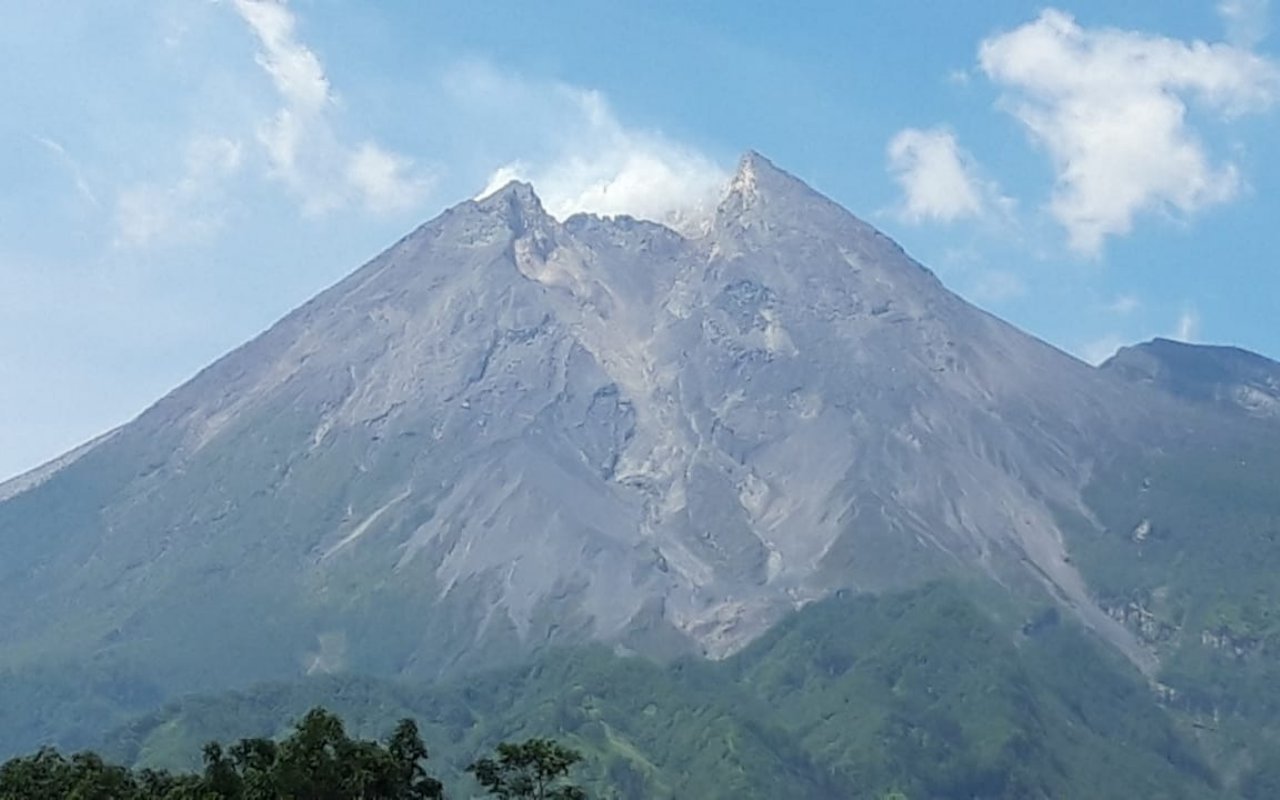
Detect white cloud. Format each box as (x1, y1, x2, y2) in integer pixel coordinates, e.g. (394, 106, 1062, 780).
(454, 63, 728, 233)
(1174, 307, 1201, 341)
(231, 0, 429, 215)
(232, 0, 329, 112)
(1220, 0, 1271, 48)
(33, 135, 100, 208)
(979, 9, 1280, 255)
(1104, 294, 1142, 315)
(1079, 333, 1129, 365)
(886, 127, 1006, 224)
(346, 143, 429, 214)
(476, 164, 527, 199)
(115, 136, 243, 248)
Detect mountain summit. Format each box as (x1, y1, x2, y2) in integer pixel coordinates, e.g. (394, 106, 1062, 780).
(0, 153, 1243, 699)
(1102, 337, 1280, 421)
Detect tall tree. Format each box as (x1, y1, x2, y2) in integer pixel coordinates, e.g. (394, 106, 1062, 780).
(467, 738, 586, 800)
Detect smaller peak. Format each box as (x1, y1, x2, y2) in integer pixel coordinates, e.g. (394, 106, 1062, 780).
(476, 179, 543, 211)
(1126, 337, 1277, 366)
(473, 180, 552, 234)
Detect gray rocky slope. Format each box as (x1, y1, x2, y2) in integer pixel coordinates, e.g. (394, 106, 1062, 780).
(1, 153, 1218, 691)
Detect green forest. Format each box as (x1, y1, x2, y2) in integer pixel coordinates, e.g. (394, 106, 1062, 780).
(9, 581, 1271, 799)
(0, 708, 585, 800)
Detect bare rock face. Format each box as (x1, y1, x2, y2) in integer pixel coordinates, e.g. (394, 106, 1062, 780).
(1, 153, 1190, 691)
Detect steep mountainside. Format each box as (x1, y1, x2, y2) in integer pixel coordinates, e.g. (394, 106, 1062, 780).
(0, 152, 1269, 741)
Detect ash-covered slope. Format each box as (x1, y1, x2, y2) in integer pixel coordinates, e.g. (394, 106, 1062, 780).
(1, 153, 1180, 694)
(1102, 337, 1280, 422)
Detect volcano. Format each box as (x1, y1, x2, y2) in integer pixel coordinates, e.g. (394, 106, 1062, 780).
(3, 153, 1259, 699)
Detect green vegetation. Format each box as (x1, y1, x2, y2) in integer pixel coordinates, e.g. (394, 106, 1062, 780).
(37, 582, 1220, 799)
(729, 582, 1216, 799)
(467, 739, 585, 800)
(0, 660, 163, 760)
(0, 707, 445, 799)
(1058, 425, 1280, 793)
(0, 708, 588, 800)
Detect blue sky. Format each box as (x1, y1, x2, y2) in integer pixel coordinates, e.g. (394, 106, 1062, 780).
(2, 0, 1278, 481)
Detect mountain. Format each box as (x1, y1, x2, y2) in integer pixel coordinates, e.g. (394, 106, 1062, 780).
(3, 153, 1280, 784)
(1102, 338, 1280, 422)
(100, 583, 1223, 800)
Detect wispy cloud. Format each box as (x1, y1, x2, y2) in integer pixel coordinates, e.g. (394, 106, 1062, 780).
(1077, 304, 1203, 365)
(1219, 0, 1271, 48)
(966, 269, 1027, 304)
(979, 9, 1280, 255)
(1174, 307, 1201, 341)
(231, 0, 429, 215)
(118, 7, 724, 250)
(1104, 294, 1142, 315)
(1079, 334, 1130, 365)
(115, 136, 243, 248)
(33, 135, 100, 208)
(455, 63, 729, 232)
(346, 144, 427, 215)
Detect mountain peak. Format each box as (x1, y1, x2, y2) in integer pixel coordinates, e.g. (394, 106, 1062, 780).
(474, 180, 551, 234)
(725, 150, 812, 205)
(714, 150, 894, 257)
(729, 150, 768, 193)
(1106, 337, 1278, 373)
